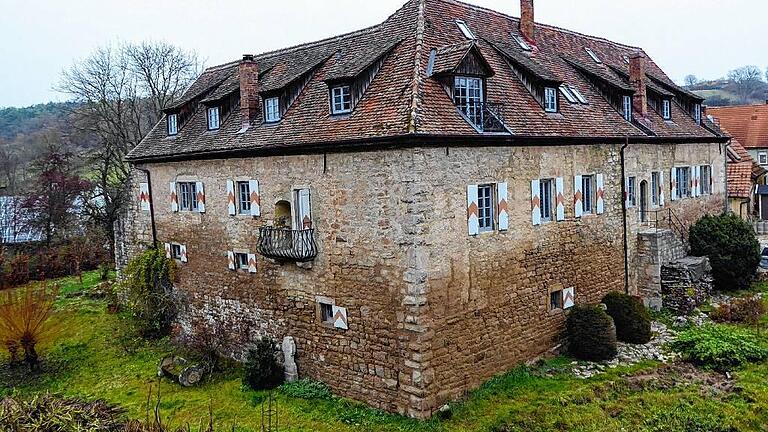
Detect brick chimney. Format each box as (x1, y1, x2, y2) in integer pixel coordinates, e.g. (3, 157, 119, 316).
(520, 0, 535, 42)
(239, 54, 260, 129)
(629, 52, 648, 118)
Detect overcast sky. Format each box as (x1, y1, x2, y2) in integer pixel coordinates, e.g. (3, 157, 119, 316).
(0, 0, 765, 108)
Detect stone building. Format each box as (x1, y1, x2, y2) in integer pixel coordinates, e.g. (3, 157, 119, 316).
(120, 0, 728, 418)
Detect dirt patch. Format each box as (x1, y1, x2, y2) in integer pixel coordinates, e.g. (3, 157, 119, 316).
(624, 362, 737, 397)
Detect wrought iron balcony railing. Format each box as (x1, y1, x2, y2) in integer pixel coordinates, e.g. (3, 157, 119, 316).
(456, 102, 507, 133)
(258, 227, 318, 262)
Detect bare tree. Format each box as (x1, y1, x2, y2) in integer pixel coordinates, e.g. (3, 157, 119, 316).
(728, 65, 764, 103)
(684, 74, 699, 87)
(58, 42, 200, 258)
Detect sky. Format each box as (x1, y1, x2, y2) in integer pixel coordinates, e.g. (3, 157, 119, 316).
(0, 0, 765, 108)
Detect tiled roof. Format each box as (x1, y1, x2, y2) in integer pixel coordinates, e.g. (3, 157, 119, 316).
(728, 162, 754, 199)
(129, 0, 722, 161)
(708, 104, 768, 149)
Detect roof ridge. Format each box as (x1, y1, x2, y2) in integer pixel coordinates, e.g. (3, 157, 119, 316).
(407, 0, 427, 133)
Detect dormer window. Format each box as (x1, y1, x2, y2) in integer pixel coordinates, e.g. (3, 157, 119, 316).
(511, 33, 531, 51)
(456, 20, 475, 40)
(207, 106, 220, 130)
(585, 48, 602, 64)
(662, 99, 672, 120)
(454, 76, 483, 128)
(622, 95, 632, 121)
(167, 113, 178, 136)
(331, 85, 352, 115)
(544, 87, 558, 113)
(265, 97, 280, 122)
(693, 103, 702, 124)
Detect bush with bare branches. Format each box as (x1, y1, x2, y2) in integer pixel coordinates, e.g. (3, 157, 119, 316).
(0, 282, 60, 370)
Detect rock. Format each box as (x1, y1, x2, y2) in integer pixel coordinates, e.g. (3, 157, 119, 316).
(179, 364, 207, 387)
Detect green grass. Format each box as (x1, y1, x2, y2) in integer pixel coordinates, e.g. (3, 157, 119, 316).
(3, 272, 768, 431)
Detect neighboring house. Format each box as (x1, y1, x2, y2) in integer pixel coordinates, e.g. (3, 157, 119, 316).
(723, 134, 766, 219)
(709, 103, 768, 172)
(0, 196, 43, 244)
(120, 0, 727, 418)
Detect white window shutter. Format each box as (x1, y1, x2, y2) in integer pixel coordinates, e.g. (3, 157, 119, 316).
(659, 171, 665, 206)
(139, 182, 150, 211)
(497, 182, 509, 231)
(169, 182, 178, 212)
(196, 181, 206, 213)
(694, 166, 701, 197)
(180, 244, 188, 263)
(556, 177, 565, 221)
(531, 179, 541, 226)
(563, 287, 575, 309)
(670, 168, 677, 201)
(249, 180, 261, 217)
(624, 177, 630, 208)
(227, 251, 235, 270)
(297, 189, 312, 229)
(248, 253, 257, 273)
(226, 180, 236, 215)
(467, 185, 479, 236)
(164, 243, 172, 259)
(574, 175, 583, 218)
(332, 305, 348, 330)
(596, 174, 605, 214)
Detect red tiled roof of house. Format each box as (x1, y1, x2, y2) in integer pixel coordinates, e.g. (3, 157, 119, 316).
(128, 0, 723, 162)
(728, 162, 754, 199)
(709, 104, 768, 149)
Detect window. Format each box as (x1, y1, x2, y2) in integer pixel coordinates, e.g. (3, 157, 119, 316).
(237, 181, 251, 214)
(177, 182, 198, 212)
(585, 47, 601, 63)
(550, 290, 563, 310)
(560, 85, 577, 104)
(511, 32, 531, 51)
(662, 99, 672, 120)
(700, 166, 712, 195)
(627, 176, 637, 207)
(582, 175, 595, 215)
(234, 252, 249, 270)
(693, 103, 702, 124)
(569, 86, 588, 104)
(265, 97, 280, 122)
(167, 114, 178, 135)
(544, 87, 558, 113)
(651, 172, 660, 206)
(456, 20, 475, 40)
(540, 179, 554, 222)
(331, 85, 352, 114)
(622, 55, 630, 64)
(477, 184, 495, 232)
(623, 95, 633, 121)
(676, 167, 691, 198)
(760, 152, 768, 165)
(171, 244, 182, 260)
(320, 302, 334, 324)
(454, 76, 483, 129)
(207, 107, 220, 130)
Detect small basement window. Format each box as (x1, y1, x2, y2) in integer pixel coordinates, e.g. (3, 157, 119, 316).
(207, 106, 220, 130)
(167, 113, 178, 135)
(544, 87, 558, 113)
(265, 97, 280, 122)
(550, 290, 563, 310)
(511, 32, 531, 51)
(320, 302, 334, 324)
(234, 252, 249, 270)
(662, 99, 672, 120)
(456, 20, 475, 40)
(622, 95, 632, 121)
(171, 244, 182, 260)
(331, 85, 352, 114)
(585, 47, 602, 64)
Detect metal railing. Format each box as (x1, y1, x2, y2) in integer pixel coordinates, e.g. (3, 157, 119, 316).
(258, 227, 318, 262)
(456, 102, 507, 133)
(639, 208, 688, 242)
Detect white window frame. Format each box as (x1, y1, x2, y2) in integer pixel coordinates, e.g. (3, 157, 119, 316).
(676, 167, 691, 199)
(693, 103, 702, 124)
(582, 175, 595, 215)
(569, 85, 588, 104)
(662, 100, 671, 120)
(265, 97, 280, 122)
(167, 113, 178, 135)
(237, 181, 251, 214)
(623, 95, 633, 121)
(700, 165, 712, 195)
(319, 301, 335, 324)
(622, 55, 630, 64)
(456, 20, 475, 40)
(585, 47, 602, 64)
(759, 152, 768, 165)
(331, 85, 352, 115)
(177, 182, 198, 212)
(651, 171, 660, 206)
(627, 176, 637, 208)
(207, 106, 220, 130)
(477, 184, 495, 233)
(544, 87, 558, 113)
(511, 32, 531, 51)
(540, 178, 554, 222)
(560, 85, 577, 104)
(171, 243, 183, 260)
(454, 76, 484, 129)
(234, 252, 249, 270)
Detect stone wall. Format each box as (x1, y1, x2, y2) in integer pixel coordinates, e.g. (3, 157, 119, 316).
(636, 229, 688, 310)
(661, 256, 713, 315)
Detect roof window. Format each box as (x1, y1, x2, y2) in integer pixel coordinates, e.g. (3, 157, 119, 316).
(568, 85, 588, 104)
(622, 55, 630, 64)
(585, 48, 602, 64)
(560, 85, 577, 103)
(511, 33, 531, 51)
(456, 20, 475, 40)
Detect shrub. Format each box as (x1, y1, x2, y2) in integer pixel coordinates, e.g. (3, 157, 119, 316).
(0, 394, 125, 431)
(280, 378, 333, 400)
(730, 296, 766, 325)
(566, 305, 617, 361)
(671, 324, 768, 370)
(689, 213, 760, 291)
(119, 247, 177, 339)
(243, 338, 285, 391)
(709, 304, 731, 323)
(0, 282, 60, 370)
(601, 292, 652, 344)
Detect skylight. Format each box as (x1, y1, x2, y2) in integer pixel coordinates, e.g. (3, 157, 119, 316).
(456, 20, 475, 40)
(622, 55, 630, 64)
(511, 33, 531, 51)
(560, 85, 577, 103)
(585, 48, 602, 64)
(568, 85, 588, 104)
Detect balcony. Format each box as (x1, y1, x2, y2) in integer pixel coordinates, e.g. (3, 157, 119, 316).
(457, 102, 507, 133)
(258, 227, 318, 262)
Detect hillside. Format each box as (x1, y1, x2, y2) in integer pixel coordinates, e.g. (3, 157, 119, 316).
(689, 79, 768, 107)
(0, 102, 77, 141)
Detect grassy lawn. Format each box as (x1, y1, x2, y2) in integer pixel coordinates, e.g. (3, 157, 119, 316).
(2, 272, 768, 431)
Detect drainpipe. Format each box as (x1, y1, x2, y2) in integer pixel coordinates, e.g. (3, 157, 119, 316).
(135, 166, 158, 247)
(620, 137, 630, 294)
